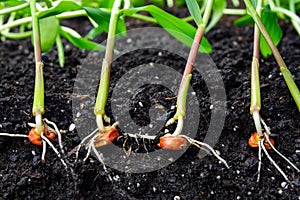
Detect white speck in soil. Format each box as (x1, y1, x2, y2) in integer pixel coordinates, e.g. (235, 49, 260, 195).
(181, 174, 184, 177)
(155, 76, 159, 79)
(168, 157, 174, 162)
(158, 52, 162, 56)
(149, 124, 153, 128)
(191, 92, 196, 95)
(237, 196, 241, 200)
(157, 156, 161, 161)
(216, 175, 221, 180)
(139, 102, 143, 107)
(137, 183, 140, 187)
(150, 62, 154, 67)
(126, 38, 132, 43)
(281, 182, 288, 189)
(31, 150, 36, 156)
(152, 187, 157, 192)
(210, 104, 214, 109)
(271, 177, 275, 180)
(287, 165, 291, 169)
(236, 170, 240, 174)
(174, 196, 180, 200)
(171, 106, 176, 110)
(231, 106, 235, 109)
(69, 123, 76, 132)
(162, 190, 166, 193)
(210, 191, 214, 195)
(278, 189, 283, 195)
(80, 103, 84, 109)
(113, 175, 120, 181)
(0, 124, 2, 128)
(164, 129, 169, 133)
(247, 192, 251, 195)
(76, 112, 81, 118)
(268, 74, 272, 79)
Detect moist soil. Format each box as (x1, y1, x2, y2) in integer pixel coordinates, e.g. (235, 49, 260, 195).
(0, 14, 299, 199)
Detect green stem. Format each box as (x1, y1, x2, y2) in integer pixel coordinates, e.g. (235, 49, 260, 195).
(267, 0, 300, 24)
(94, 0, 122, 130)
(0, 10, 88, 32)
(0, 17, 31, 32)
(250, 0, 263, 138)
(56, 34, 65, 67)
(1, 12, 16, 41)
(30, 0, 44, 132)
(130, 13, 157, 23)
(289, 0, 300, 35)
(280, 68, 300, 111)
(0, 31, 32, 39)
(56, 10, 87, 19)
(244, 0, 300, 110)
(0, 1, 30, 15)
(176, 0, 213, 115)
(182, 8, 246, 22)
(202, 0, 214, 26)
(223, 8, 247, 15)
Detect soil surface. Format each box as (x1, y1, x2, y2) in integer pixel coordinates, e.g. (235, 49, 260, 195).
(0, 13, 299, 200)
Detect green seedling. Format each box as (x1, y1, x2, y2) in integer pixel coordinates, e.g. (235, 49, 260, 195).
(75, 0, 228, 168)
(75, 0, 122, 163)
(0, 0, 68, 169)
(155, 0, 228, 168)
(244, 0, 300, 183)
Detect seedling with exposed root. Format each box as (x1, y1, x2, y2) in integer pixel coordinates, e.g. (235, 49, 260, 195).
(155, 0, 228, 168)
(75, 0, 228, 169)
(75, 0, 122, 164)
(244, 0, 300, 183)
(0, 0, 68, 169)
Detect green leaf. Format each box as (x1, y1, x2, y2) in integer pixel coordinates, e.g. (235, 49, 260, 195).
(186, 0, 203, 26)
(122, 5, 212, 53)
(85, 26, 104, 40)
(260, 9, 282, 57)
(84, 7, 126, 36)
(37, 1, 81, 19)
(175, 0, 186, 7)
(100, 0, 114, 8)
(150, 0, 165, 7)
(130, 0, 146, 7)
(234, 14, 254, 26)
(251, 0, 257, 8)
(206, 0, 226, 32)
(59, 26, 105, 51)
(39, 16, 59, 52)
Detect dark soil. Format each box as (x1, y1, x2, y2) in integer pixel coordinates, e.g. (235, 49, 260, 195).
(0, 14, 299, 199)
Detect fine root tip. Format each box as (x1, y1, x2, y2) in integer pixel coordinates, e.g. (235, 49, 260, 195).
(165, 118, 175, 127)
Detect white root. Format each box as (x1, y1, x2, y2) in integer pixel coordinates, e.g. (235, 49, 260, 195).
(41, 133, 68, 169)
(260, 138, 290, 183)
(261, 118, 300, 172)
(124, 132, 156, 140)
(257, 140, 262, 182)
(83, 133, 99, 162)
(42, 138, 47, 162)
(180, 135, 229, 168)
(0, 133, 28, 138)
(75, 128, 99, 163)
(43, 118, 65, 154)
